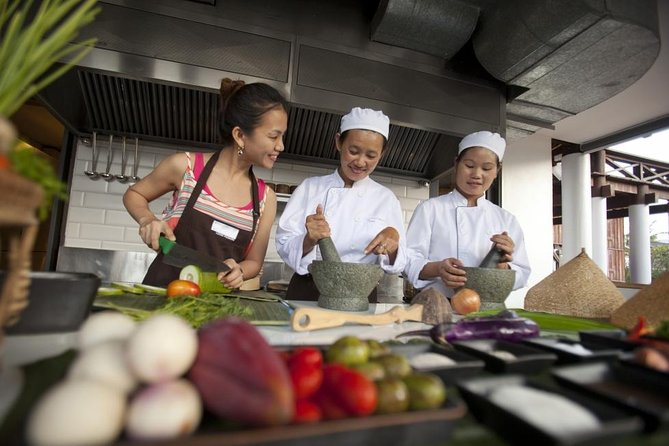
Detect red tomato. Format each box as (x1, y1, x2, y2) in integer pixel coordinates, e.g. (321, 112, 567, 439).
(166, 279, 201, 297)
(289, 362, 323, 400)
(293, 399, 322, 424)
(0, 155, 10, 170)
(288, 347, 323, 370)
(321, 365, 377, 417)
(313, 390, 348, 420)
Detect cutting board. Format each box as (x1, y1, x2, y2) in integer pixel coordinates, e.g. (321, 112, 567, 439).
(93, 291, 291, 326)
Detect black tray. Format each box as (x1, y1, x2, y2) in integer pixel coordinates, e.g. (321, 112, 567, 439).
(452, 339, 557, 374)
(2, 271, 100, 334)
(523, 338, 622, 364)
(579, 330, 639, 352)
(457, 374, 643, 445)
(388, 342, 485, 385)
(552, 361, 669, 432)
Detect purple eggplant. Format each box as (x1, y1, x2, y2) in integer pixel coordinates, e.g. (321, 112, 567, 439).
(398, 310, 540, 344)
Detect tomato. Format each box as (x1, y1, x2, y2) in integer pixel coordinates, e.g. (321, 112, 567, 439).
(293, 399, 322, 424)
(166, 279, 201, 297)
(289, 362, 323, 400)
(0, 155, 10, 170)
(313, 390, 348, 420)
(288, 347, 323, 370)
(321, 364, 377, 417)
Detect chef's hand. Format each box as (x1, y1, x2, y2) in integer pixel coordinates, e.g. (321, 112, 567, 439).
(438, 258, 467, 289)
(365, 226, 399, 258)
(491, 231, 515, 269)
(218, 259, 245, 289)
(139, 216, 174, 251)
(303, 205, 331, 255)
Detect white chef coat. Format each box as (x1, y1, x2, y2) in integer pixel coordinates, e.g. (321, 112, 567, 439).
(405, 189, 530, 297)
(276, 170, 407, 276)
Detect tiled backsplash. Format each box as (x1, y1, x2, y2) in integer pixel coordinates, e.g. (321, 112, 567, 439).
(64, 139, 430, 261)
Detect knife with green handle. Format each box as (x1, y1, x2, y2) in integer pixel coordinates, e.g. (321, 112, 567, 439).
(159, 235, 231, 273)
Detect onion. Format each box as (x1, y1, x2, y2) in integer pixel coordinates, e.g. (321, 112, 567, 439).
(126, 314, 197, 383)
(451, 288, 481, 315)
(125, 379, 202, 440)
(68, 340, 137, 394)
(78, 311, 136, 351)
(26, 380, 125, 446)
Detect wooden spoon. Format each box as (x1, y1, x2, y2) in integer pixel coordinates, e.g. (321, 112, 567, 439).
(291, 293, 451, 332)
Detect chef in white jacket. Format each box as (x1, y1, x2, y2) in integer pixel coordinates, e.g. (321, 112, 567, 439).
(276, 107, 407, 301)
(405, 131, 530, 298)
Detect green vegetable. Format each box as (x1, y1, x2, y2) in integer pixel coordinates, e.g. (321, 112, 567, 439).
(134, 284, 167, 296)
(0, 0, 100, 117)
(96, 286, 124, 296)
(8, 147, 67, 220)
(108, 293, 252, 328)
(110, 282, 145, 294)
(180, 265, 231, 294)
(655, 320, 669, 340)
(467, 309, 617, 332)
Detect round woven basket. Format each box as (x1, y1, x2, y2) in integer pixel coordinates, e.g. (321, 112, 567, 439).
(0, 170, 43, 343)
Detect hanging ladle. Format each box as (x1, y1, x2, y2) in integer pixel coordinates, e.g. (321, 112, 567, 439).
(83, 132, 99, 179)
(115, 136, 129, 183)
(130, 137, 141, 182)
(100, 134, 114, 181)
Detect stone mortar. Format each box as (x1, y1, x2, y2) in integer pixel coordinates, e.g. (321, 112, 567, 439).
(460, 266, 516, 311)
(308, 260, 383, 311)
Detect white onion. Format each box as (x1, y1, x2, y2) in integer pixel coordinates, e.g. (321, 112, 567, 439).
(125, 379, 202, 440)
(126, 314, 197, 383)
(68, 340, 137, 394)
(27, 380, 125, 446)
(78, 312, 136, 350)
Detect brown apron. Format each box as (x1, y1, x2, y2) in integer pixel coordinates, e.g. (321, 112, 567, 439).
(143, 151, 259, 286)
(285, 272, 378, 303)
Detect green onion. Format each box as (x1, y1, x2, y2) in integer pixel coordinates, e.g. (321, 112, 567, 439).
(467, 309, 618, 332)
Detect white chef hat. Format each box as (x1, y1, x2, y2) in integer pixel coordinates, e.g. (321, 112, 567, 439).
(458, 131, 506, 161)
(340, 107, 390, 139)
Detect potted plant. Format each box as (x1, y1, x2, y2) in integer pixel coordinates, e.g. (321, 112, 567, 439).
(0, 0, 99, 336)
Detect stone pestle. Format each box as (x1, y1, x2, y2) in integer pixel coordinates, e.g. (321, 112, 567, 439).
(318, 236, 342, 263)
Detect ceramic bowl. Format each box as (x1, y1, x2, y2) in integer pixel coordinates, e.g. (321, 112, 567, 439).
(308, 260, 383, 311)
(460, 267, 515, 310)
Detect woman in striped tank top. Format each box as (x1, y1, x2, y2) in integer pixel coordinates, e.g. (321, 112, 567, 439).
(124, 78, 288, 288)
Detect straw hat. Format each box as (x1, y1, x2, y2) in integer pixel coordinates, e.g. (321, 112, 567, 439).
(524, 249, 625, 318)
(610, 270, 669, 329)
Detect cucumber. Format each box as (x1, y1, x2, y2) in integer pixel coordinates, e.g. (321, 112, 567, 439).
(134, 283, 167, 296)
(110, 282, 146, 294)
(97, 286, 124, 296)
(180, 265, 231, 294)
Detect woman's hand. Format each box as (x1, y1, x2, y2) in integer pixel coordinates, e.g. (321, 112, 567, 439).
(302, 205, 331, 255)
(139, 217, 174, 250)
(490, 231, 514, 269)
(365, 226, 399, 257)
(217, 259, 245, 289)
(437, 258, 467, 289)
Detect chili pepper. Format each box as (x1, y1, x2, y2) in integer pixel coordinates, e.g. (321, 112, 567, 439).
(628, 316, 654, 340)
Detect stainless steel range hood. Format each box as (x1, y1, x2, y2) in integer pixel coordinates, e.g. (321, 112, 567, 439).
(36, 0, 659, 180)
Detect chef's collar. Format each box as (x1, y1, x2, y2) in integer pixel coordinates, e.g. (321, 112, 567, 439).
(332, 169, 372, 189)
(452, 188, 487, 206)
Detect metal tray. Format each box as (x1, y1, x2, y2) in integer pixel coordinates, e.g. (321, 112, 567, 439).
(457, 374, 643, 446)
(452, 339, 557, 374)
(552, 361, 669, 432)
(2, 271, 100, 334)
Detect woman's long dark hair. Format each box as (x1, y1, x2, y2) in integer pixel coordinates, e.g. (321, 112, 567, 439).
(218, 78, 288, 146)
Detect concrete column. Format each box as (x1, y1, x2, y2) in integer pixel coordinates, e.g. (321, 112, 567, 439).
(629, 203, 652, 284)
(561, 152, 592, 263)
(591, 197, 608, 273)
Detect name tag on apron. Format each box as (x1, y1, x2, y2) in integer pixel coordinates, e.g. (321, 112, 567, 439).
(211, 220, 239, 241)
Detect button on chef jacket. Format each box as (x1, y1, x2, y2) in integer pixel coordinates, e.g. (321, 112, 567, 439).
(276, 170, 407, 276)
(405, 189, 531, 297)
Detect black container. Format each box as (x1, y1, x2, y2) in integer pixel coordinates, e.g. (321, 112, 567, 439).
(1, 271, 100, 334)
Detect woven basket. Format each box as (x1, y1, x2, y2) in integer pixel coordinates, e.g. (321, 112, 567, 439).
(0, 170, 43, 343)
(524, 249, 625, 318)
(611, 270, 669, 329)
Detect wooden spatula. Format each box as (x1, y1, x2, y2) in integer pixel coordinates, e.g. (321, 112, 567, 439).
(291, 293, 451, 331)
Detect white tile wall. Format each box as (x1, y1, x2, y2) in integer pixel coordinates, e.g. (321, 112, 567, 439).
(64, 140, 431, 262)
